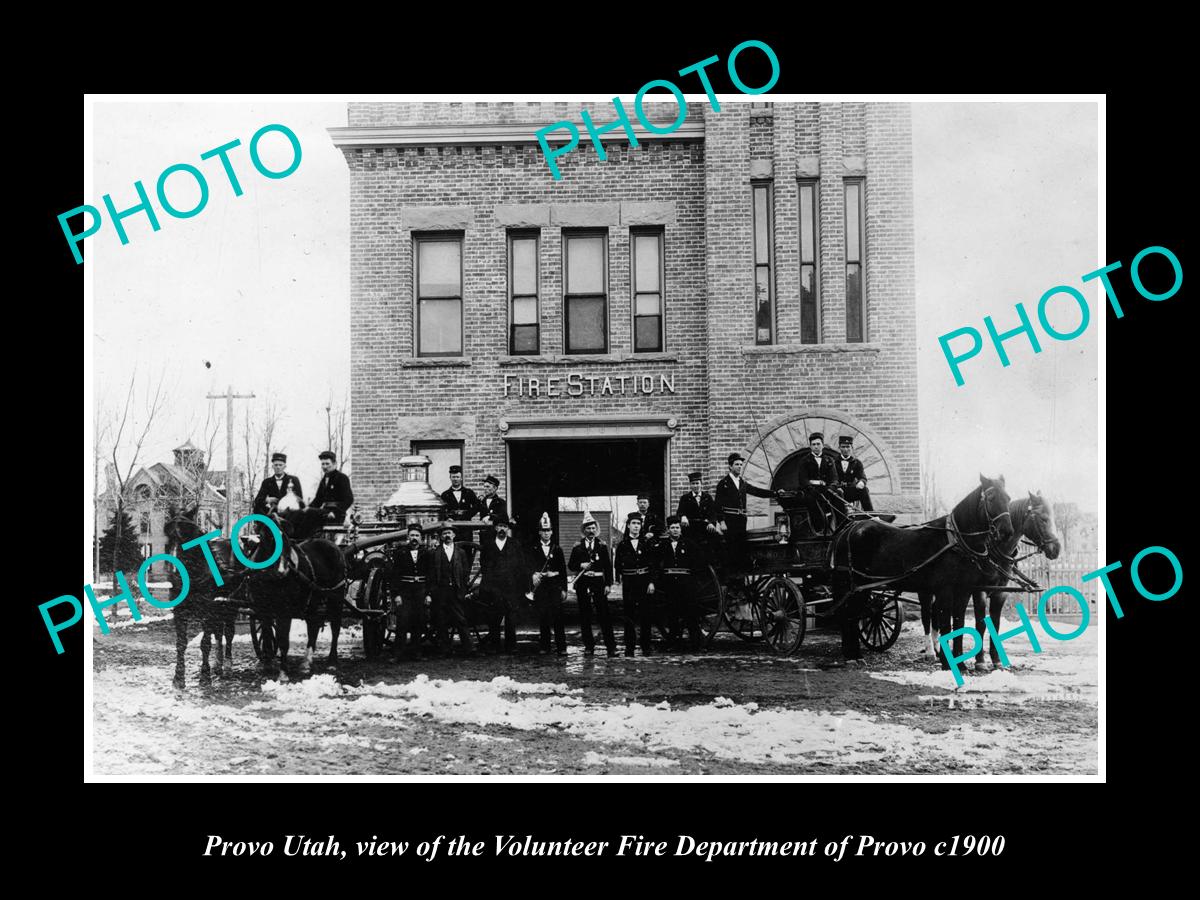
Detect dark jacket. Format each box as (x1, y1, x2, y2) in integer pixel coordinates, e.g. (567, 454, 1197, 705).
(252, 473, 305, 515)
(313, 469, 354, 516)
(614, 536, 656, 583)
(834, 454, 867, 486)
(797, 453, 839, 486)
(655, 536, 703, 576)
(389, 544, 431, 596)
(440, 486, 480, 521)
(479, 536, 530, 596)
(426, 542, 470, 599)
(477, 494, 508, 524)
(638, 512, 666, 542)
(676, 491, 719, 534)
(568, 537, 613, 587)
(713, 473, 775, 522)
(529, 541, 568, 595)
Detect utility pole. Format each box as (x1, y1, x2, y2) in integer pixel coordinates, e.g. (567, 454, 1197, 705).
(326, 401, 332, 453)
(207, 385, 255, 534)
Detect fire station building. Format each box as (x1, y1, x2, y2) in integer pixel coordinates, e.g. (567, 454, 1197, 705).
(330, 101, 920, 537)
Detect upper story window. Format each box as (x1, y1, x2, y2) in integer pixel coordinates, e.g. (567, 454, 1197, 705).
(752, 181, 774, 344)
(563, 230, 608, 354)
(844, 179, 866, 342)
(415, 234, 463, 356)
(631, 228, 664, 352)
(508, 231, 539, 355)
(799, 180, 819, 343)
(134, 484, 153, 501)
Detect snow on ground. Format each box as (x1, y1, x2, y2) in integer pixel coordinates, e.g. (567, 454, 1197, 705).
(583, 751, 679, 768)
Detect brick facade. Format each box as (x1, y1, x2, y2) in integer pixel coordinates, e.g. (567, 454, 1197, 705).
(334, 101, 919, 530)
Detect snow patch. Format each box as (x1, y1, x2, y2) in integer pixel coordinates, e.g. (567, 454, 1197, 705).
(583, 751, 678, 768)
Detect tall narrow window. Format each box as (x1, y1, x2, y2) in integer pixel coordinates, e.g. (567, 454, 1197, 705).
(844, 179, 865, 342)
(752, 181, 774, 344)
(564, 231, 608, 354)
(415, 234, 463, 356)
(508, 232, 539, 354)
(799, 180, 819, 343)
(631, 228, 664, 352)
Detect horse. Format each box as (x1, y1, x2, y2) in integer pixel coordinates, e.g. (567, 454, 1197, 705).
(915, 491, 1063, 668)
(829, 474, 1014, 668)
(162, 504, 244, 689)
(240, 505, 349, 676)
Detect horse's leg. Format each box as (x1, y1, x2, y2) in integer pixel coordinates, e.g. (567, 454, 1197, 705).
(933, 593, 952, 670)
(199, 628, 213, 686)
(302, 610, 316, 674)
(276, 618, 291, 682)
(990, 591, 1006, 667)
(223, 615, 236, 674)
(972, 590, 988, 669)
(327, 596, 342, 666)
(951, 593, 968, 670)
(918, 591, 934, 654)
(173, 613, 188, 689)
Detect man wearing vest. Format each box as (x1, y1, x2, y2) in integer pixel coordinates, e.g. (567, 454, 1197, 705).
(389, 522, 431, 658)
(656, 516, 704, 651)
(835, 435, 873, 511)
(676, 471, 719, 547)
(568, 512, 616, 656)
(425, 522, 475, 656)
(530, 512, 568, 656)
(614, 512, 657, 656)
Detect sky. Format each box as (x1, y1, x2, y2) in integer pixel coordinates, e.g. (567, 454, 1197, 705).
(89, 98, 1098, 513)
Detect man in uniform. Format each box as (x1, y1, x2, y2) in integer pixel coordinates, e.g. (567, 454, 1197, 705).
(252, 452, 304, 515)
(714, 452, 780, 572)
(614, 512, 657, 656)
(477, 475, 508, 542)
(425, 522, 475, 655)
(441, 464, 481, 566)
(655, 516, 705, 651)
(635, 493, 666, 545)
(568, 512, 616, 656)
(530, 512, 568, 655)
(389, 522, 431, 658)
(676, 471, 719, 547)
(796, 432, 842, 534)
(835, 435, 873, 511)
(291, 451, 354, 538)
(477, 514, 529, 654)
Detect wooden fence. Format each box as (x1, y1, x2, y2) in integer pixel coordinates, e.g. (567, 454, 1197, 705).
(1012, 552, 1098, 620)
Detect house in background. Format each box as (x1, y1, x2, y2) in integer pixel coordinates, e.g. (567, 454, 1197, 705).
(95, 440, 244, 576)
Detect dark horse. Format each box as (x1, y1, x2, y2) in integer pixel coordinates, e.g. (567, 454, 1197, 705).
(968, 492, 1061, 667)
(241, 510, 349, 676)
(916, 491, 1063, 667)
(829, 475, 1014, 667)
(162, 504, 244, 689)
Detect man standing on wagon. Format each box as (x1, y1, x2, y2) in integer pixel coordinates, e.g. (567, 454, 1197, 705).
(714, 452, 779, 572)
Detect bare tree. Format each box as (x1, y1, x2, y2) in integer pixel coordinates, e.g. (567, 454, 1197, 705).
(920, 438, 946, 519)
(92, 402, 114, 580)
(103, 367, 168, 577)
(240, 396, 283, 514)
(179, 398, 224, 517)
(1053, 501, 1081, 554)
(327, 388, 351, 474)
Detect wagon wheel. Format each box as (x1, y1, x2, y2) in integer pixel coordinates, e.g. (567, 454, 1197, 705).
(719, 577, 766, 642)
(249, 615, 275, 661)
(760, 576, 807, 655)
(859, 590, 903, 652)
(361, 568, 389, 658)
(694, 565, 725, 645)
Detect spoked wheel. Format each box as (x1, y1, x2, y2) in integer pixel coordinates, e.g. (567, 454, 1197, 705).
(859, 590, 903, 652)
(361, 568, 389, 658)
(693, 565, 725, 645)
(760, 576, 806, 654)
(249, 615, 275, 661)
(720, 576, 767, 642)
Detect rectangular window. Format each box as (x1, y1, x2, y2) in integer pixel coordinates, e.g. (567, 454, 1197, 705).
(139, 512, 151, 536)
(844, 179, 865, 342)
(508, 231, 539, 355)
(799, 180, 819, 343)
(415, 234, 463, 357)
(563, 231, 608, 354)
(752, 181, 774, 344)
(631, 228, 664, 352)
(412, 440, 464, 495)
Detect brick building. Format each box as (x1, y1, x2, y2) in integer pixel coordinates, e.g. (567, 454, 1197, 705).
(330, 101, 919, 539)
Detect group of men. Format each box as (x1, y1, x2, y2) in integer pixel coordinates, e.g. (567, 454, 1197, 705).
(250, 435, 874, 659)
(251, 450, 355, 538)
